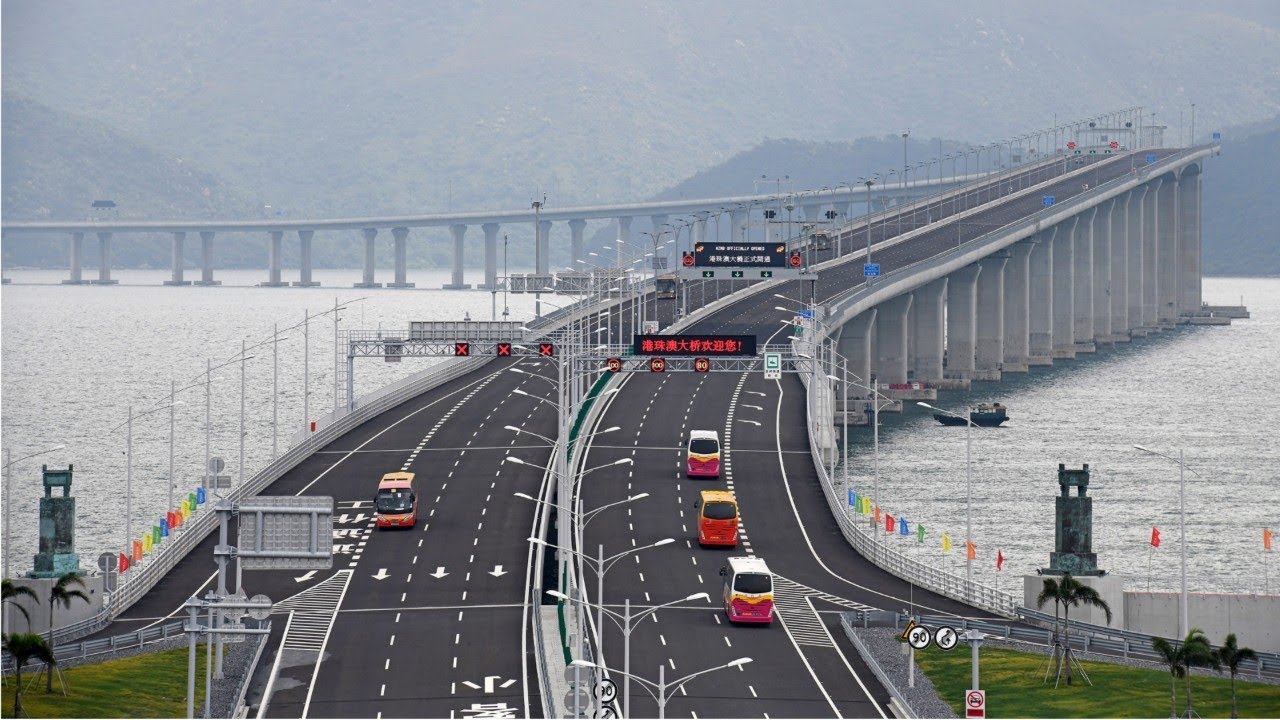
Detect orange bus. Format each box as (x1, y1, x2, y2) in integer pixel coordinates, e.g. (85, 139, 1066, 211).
(720, 556, 774, 624)
(374, 472, 418, 529)
(696, 490, 739, 547)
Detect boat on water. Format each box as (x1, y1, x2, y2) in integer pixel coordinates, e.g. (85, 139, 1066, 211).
(933, 403, 1009, 427)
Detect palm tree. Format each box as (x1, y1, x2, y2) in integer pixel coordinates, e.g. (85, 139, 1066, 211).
(4, 632, 55, 717)
(1215, 633, 1258, 719)
(1152, 636, 1185, 718)
(1059, 573, 1113, 686)
(1179, 628, 1219, 717)
(45, 571, 88, 692)
(1036, 577, 1065, 679)
(3, 578, 39, 629)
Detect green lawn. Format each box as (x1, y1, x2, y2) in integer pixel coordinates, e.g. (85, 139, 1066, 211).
(1, 645, 206, 718)
(915, 644, 1280, 719)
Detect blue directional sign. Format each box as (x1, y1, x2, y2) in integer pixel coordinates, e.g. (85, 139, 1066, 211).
(1042, 196, 1055, 207)
(797, 309, 815, 319)
(1146, 153, 1157, 164)
(864, 263, 880, 278)
(1212, 132, 1222, 140)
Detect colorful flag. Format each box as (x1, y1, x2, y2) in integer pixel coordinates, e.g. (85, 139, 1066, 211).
(196, 487, 206, 504)
(152, 525, 161, 544)
(848, 489, 857, 507)
(160, 518, 170, 538)
(862, 497, 871, 515)
(1265, 528, 1273, 551)
(119, 552, 130, 573)
(1150, 527, 1161, 548)
(942, 533, 952, 552)
(966, 540, 976, 560)
(132, 540, 143, 562)
(997, 550, 1005, 571)
(899, 518, 910, 536)
(917, 523, 926, 544)
(174, 508, 185, 526)
(142, 533, 153, 553)
(181, 502, 191, 520)
(875, 506, 882, 524)
(885, 514, 895, 533)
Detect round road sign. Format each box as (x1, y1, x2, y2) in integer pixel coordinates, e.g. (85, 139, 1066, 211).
(682, 253, 695, 268)
(248, 594, 273, 620)
(694, 357, 710, 373)
(595, 678, 617, 703)
(606, 358, 622, 374)
(789, 253, 803, 268)
(649, 357, 666, 373)
(98, 551, 118, 573)
(935, 625, 959, 651)
(596, 703, 618, 719)
(907, 624, 931, 650)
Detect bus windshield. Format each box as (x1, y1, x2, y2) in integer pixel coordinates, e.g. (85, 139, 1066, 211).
(376, 488, 413, 514)
(703, 502, 737, 520)
(733, 573, 771, 594)
(689, 439, 719, 455)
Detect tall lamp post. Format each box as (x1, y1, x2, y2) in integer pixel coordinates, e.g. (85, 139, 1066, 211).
(918, 401, 976, 603)
(863, 178, 875, 285)
(571, 658, 752, 720)
(111, 401, 185, 563)
(1134, 445, 1194, 638)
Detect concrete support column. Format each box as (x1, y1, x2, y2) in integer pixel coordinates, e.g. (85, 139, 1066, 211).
(1157, 178, 1179, 326)
(1027, 227, 1056, 364)
(911, 278, 947, 382)
(63, 232, 86, 284)
(974, 253, 1009, 380)
(874, 294, 913, 385)
(536, 220, 551, 277)
(92, 232, 118, 284)
(388, 227, 415, 288)
(616, 217, 632, 267)
(1051, 217, 1076, 358)
(195, 231, 220, 286)
(1110, 195, 1130, 340)
(261, 231, 286, 287)
(1178, 171, 1202, 315)
(568, 219, 587, 271)
(729, 209, 748, 242)
(802, 204, 823, 240)
(164, 232, 190, 285)
(293, 230, 319, 287)
(692, 213, 708, 244)
(1141, 179, 1161, 330)
(944, 264, 982, 379)
(444, 225, 470, 289)
(836, 309, 877, 394)
(481, 223, 500, 290)
(1126, 187, 1147, 332)
(1072, 207, 1097, 352)
(1002, 242, 1034, 372)
(354, 228, 382, 288)
(1092, 200, 1114, 344)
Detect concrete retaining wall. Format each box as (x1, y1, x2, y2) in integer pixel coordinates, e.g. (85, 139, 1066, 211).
(1124, 591, 1280, 652)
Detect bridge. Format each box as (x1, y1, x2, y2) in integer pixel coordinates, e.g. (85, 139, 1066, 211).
(6, 109, 1252, 719)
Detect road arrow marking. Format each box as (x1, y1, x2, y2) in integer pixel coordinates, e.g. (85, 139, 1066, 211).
(500, 678, 517, 689)
(737, 419, 762, 426)
(743, 404, 764, 411)
(372, 568, 390, 580)
(430, 567, 449, 578)
(293, 570, 317, 583)
(488, 565, 508, 577)
(462, 681, 482, 690)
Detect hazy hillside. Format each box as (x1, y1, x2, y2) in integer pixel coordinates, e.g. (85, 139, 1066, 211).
(3, 0, 1277, 221)
(1202, 119, 1280, 276)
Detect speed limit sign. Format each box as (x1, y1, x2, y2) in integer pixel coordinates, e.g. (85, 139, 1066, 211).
(907, 624, 931, 650)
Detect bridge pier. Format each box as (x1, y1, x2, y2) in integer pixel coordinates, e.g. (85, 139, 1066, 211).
(195, 231, 220, 286)
(388, 227, 415, 288)
(261, 231, 287, 287)
(911, 278, 947, 383)
(692, 213, 708, 245)
(874, 294, 912, 385)
(1051, 217, 1076, 358)
(1110, 195, 1130, 340)
(974, 253, 1009, 380)
(293, 230, 320, 287)
(1027, 228, 1056, 365)
(1126, 186, 1147, 333)
(1092, 200, 1115, 344)
(729, 209, 748, 242)
(480, 223, 499, 290)
(536, 220, 551, 277)
(1002, 241, 1034, 372)
(1140, 179, 1161, 331)
(944, 264, 982, 380)
(164, 232, 191, 285)
(444, 225, 469, 289)
(354, 228, 382, 288)
(836, 309, 876, 398)
(1072, 206, 1096, 352)
(1178, 168, 1202, 314)
(568, 220, 586, 274)
(1157, 178, 1179, 326)
(91, 232, 118, 284)
(63, 232, 87, 284)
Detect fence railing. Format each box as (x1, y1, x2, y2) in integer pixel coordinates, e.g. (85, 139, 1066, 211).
(2, 620, 185, 673)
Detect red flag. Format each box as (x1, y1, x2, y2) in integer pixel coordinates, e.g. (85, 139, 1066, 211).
(885, 514, 895, 533)
(996, 550, 1005, 571)
(118, 552, 130, 573)
(965, 541, 976, 561)
(1150, 527, 1161, 548)
(1265, 528, 1274, 551)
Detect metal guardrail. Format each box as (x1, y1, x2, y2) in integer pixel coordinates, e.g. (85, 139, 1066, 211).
(840, 614, 917, 719)
(845, 609, 1280, 679)
(2, 620, 185, 673)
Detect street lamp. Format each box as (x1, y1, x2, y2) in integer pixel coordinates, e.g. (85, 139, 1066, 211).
(918, 401, 977, 603)
(549, 589, 708, 717)
(1134, 445, 1194, 638)
(862, 177, 875, 285)
(570, 657, 752, 720)
(110, 401, 185, 564)
(3, 444, 66, 579)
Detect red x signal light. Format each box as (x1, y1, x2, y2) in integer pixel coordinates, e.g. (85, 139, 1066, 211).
(495, 342, 512, 357)
(539, 343, 555, 357)
(454, 342, 470, 356)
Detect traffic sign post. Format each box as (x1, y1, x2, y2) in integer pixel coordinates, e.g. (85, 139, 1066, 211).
(966, 689, 986, 718)
(1042, 196, 1055, 207)
(863, 264, 880, 278)
(764, 352, 781, 380)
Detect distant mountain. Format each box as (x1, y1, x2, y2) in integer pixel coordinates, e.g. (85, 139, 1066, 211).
(1202, 118, 1280, 276)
